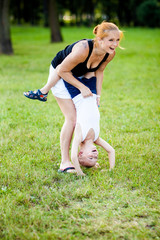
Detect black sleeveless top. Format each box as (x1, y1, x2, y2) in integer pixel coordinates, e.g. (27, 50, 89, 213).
(51, 39, 109, 77)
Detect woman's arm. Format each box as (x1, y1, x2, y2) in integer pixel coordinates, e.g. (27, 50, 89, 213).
(95, 70, 103, 107)
(56, 40, 93, 98)
(95, 51, 116, 106)
(95, 70, 104, 97)
(95, 137, 115, 170)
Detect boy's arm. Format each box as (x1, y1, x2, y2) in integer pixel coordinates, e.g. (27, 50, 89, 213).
(94, 137, 115, 170)
(71, 125, 85, 176)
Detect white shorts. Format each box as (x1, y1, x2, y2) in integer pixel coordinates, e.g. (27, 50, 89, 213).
(50, 65, 71, 99)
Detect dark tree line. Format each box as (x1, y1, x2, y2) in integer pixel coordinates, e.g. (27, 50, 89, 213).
(9, 0, 160, 27)
(0, 0, 160, 54)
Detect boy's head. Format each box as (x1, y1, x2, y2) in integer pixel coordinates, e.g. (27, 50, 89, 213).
(78, 143, 98, 167)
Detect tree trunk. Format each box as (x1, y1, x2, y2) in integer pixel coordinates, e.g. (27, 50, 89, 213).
(43, 0, 49, 27)
(0, 0, 13, 54)
(48, 0, 62, 42)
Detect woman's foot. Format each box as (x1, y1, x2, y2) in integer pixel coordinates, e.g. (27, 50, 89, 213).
(23, 89, 48, 102)
(58, 167, 76, 173)
(59, 161, 76, 173)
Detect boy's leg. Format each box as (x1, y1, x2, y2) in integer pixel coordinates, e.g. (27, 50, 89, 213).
(24, 66, 60, 101)
(40, 66, 60, 94)
(55, 97, 76, 170)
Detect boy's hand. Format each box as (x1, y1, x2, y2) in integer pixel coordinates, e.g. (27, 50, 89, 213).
(93, 163, 100, 168)
(109, 166, 114, 171)
(77, 171, 86, 176)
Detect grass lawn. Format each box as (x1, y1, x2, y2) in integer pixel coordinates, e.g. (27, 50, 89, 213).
(0, 25, 160, 240)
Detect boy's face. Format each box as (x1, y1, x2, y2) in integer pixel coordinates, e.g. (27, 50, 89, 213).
(78, 144, 98, 167)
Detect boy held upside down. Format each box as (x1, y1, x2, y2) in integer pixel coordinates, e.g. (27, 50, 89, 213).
(57, 75, 115, 176)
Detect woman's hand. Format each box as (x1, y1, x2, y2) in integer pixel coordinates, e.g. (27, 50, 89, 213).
(80, 86, 93, 98)
(96, 96, 100, 107)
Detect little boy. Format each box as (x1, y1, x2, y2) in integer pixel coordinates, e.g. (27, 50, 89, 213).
(57, 76, 115, 176)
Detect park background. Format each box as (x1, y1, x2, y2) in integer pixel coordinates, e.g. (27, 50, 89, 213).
(0, 0, 160, 239)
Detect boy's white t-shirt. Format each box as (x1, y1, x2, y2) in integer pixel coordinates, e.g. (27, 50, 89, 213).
(73, 94, 100, 142)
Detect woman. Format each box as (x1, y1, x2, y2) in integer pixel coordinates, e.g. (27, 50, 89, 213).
(24, 21, 123, 172)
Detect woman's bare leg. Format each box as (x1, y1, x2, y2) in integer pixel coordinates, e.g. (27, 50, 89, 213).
(55, 97, 76, 170)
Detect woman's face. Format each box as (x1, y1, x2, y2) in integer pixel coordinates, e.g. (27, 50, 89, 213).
(99, 30, 120, 54)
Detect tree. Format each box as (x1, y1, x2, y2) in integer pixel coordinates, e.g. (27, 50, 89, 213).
(117, 0, 130, 25)
(10, 0, 43, 25)
(48, 0, 63, 42)
(136, 0, 160, 27)
(0, 0, 13, 54)
(43, 0, 49, 27)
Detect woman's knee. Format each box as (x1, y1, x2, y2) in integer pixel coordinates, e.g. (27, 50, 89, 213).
(56, 98, 76, 125)
(65, 115, 76, 128)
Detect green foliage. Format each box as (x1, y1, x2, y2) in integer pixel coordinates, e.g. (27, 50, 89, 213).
(9, 0, 160, 27)
(0, 26, 160, 239)
(136, 0, 160, 27)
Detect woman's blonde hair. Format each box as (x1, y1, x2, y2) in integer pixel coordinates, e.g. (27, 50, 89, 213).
(93, 21, 124, 48)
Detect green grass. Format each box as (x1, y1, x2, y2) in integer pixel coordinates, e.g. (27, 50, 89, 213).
(0, 26, 160, 240)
